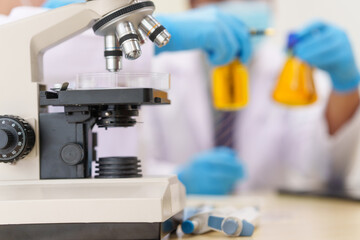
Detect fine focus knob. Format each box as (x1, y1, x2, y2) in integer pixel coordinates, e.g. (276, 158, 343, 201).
(0, 116, 36, 163)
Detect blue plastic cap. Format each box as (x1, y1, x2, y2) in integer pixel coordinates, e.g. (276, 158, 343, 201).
(182, 220, 195, 234)
(208, 216, 224, 231)
(240, 220, 255, 237)
(287, 32, 300, 49)
(222, 219, 239, 236)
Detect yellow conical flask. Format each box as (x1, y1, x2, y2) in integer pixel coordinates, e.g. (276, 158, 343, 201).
(212, 59, 249, 111)
(273, 56, 317, 106)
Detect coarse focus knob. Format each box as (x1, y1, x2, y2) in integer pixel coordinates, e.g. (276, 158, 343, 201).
(0, 116, 36, 164)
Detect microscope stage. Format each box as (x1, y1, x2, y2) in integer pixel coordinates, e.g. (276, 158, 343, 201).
(40, 88, 170, 106)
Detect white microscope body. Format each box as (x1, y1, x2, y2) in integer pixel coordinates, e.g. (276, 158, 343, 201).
(0, 1, 185, 239)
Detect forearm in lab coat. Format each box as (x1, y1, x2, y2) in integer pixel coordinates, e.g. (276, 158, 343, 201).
(326, 90, 360, 135)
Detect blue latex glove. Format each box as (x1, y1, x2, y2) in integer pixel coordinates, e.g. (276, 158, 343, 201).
(155, 6, 252, 66)
(178, 147, 246, 195)
(294, 21, 360, 92)
(43, 0, 85, 9)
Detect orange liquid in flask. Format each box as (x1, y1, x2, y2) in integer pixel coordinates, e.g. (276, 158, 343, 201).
(273, 56, 317, 106)
(212, 60, 249, 111)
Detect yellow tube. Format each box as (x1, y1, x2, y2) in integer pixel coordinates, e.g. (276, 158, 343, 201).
(212, 60, 249, 111)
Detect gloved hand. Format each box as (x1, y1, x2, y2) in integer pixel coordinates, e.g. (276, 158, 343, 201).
(294, 21, 360, 92)
(178, 147, 245, 195)
(155, 6, 252, 66)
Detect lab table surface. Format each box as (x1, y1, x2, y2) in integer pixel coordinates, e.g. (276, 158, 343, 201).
(170, 192, 360, 240)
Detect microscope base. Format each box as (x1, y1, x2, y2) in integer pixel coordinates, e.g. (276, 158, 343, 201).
(0, 176, 186, 240)
(0, 219, 182, 240)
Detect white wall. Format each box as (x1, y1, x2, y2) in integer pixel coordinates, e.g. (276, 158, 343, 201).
(154, 0, 189, 13)
(154, 0, 360, 187)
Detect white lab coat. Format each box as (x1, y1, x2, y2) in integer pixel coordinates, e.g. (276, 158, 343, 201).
(3, 7, 360, 192)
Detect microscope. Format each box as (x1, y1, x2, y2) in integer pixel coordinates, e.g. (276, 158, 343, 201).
(0, 1, 185, 239)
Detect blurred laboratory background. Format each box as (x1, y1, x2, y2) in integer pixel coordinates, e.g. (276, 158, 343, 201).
(154, 0, 360, 189)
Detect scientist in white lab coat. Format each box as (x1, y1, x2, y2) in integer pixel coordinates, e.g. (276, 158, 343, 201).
(1, 0, 360, 195)
(140, 0, 360, 195)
